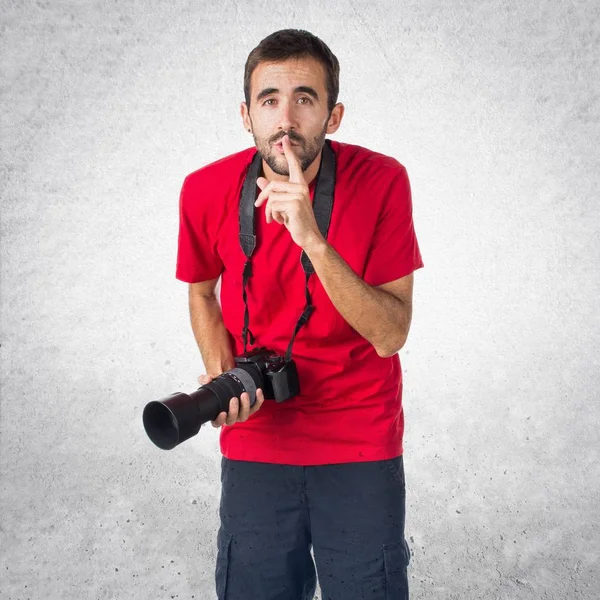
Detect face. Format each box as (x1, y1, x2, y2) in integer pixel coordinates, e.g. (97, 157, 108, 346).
(241, 56, 344, 180)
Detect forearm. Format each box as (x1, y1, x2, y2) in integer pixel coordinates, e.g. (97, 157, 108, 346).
(189, 293, 235, 378)
(304, 239, 410, 357)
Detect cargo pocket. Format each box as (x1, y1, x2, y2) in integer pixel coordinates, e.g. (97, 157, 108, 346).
(215, 528, 233, 600)
(383, 538, 411, 599)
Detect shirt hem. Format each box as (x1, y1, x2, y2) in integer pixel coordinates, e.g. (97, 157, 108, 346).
(219, 442, 404, 466)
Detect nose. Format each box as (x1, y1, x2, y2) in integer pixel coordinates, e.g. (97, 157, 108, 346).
(276, 99, 299, 139)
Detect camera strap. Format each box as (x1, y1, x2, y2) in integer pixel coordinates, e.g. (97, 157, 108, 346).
(238, 139, 336, 361)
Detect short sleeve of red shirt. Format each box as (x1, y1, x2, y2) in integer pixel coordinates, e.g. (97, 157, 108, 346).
(362, 166, 424, 287)
(175, 174, 224, 283)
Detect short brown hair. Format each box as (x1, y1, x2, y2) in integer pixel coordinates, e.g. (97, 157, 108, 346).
(244, 29, 340, 116)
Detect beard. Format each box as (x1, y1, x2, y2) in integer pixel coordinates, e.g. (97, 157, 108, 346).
(253, 122, 329, 177)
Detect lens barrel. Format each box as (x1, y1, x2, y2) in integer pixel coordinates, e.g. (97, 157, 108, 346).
(143, 387, 222, 450)
(142, 363, 263, 450)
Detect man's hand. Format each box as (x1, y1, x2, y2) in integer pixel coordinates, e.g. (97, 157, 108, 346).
(254, 134, 326, 252)
(198, 374, 265, 428)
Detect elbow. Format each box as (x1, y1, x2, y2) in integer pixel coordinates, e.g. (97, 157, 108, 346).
(375, 346, 401, 359)
(376, 347, 396, 359)
(375, 332, 408, 358)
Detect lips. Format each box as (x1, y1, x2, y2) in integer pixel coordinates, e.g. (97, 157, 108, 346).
(274, 140, 299, 151)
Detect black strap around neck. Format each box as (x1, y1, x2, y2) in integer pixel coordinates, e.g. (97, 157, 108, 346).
(238, 139, 336, 359)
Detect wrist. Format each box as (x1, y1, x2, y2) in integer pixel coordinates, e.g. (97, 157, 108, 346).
(203, 354, 235, 377)
(302, 234, 328, 257)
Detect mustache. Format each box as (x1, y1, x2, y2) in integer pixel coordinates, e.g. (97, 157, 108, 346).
(272, 133, 303, 145)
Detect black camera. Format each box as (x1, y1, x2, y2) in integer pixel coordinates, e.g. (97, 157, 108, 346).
(142, 347, 299, 450)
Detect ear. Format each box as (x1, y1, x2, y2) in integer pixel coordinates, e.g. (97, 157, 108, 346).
(326, 103, 345, 135)
(240, 102, 251, 132)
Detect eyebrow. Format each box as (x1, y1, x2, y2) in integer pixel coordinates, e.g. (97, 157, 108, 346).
(256, 86, 320, 103)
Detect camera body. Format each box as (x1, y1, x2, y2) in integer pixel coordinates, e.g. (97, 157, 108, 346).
(235, 346, 300, 402)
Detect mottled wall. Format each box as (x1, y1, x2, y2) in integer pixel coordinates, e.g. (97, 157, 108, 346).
(1, 1, 598, 599)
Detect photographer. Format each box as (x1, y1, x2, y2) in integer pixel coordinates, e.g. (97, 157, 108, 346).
(176, 29, 423, 600)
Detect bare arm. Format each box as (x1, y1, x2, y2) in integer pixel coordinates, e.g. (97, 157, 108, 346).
(189, 278, 265, 427)
(303, 239, 415, 358)
(188, 278, 235, 378)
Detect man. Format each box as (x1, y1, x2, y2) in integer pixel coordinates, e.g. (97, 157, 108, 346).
(176, 29, 423, 600)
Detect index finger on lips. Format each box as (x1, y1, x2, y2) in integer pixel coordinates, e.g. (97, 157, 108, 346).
(282, 135, 303, 183)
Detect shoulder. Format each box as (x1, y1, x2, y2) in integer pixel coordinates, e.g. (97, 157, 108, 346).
(182, 146, 258, 192)
(329, 139, 407, 184)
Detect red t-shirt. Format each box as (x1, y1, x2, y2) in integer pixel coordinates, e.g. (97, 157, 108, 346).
(176, 140, 423, 465)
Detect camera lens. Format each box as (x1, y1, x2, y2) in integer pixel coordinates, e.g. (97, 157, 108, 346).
(142, 399, 181, 450)
(142, 365, 262, 450)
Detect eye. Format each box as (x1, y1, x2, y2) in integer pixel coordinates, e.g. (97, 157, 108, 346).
(262, 97, 313, 106)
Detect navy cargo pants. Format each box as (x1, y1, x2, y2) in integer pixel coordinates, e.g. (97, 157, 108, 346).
(215, 455, 411, 599)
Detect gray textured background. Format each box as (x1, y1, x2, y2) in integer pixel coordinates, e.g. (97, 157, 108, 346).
(1, 1, 599, 599)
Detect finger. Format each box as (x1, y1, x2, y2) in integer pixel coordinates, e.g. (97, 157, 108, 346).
(211, 412, 227, 428)
(225, 397, 239, 426)
(255, 187, 268, 208)
(250, 388, 265, 414)
(268, 208, 285, 225)
(238, 392, 251, 422)
(255, 180, 294, 208)
(281, 135, 304, 183)
(255, 181, 277, 208)
(268, 207, 285, 225)
(265, 195, 289, 225)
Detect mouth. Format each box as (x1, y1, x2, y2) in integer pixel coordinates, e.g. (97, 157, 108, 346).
(274, 140, 300, 153)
